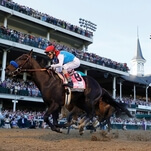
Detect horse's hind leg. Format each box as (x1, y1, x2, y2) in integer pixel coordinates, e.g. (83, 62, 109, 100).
(78, 116, 91, 135)
(66, 106, 81, 134)
(90, 117, 99, 133)
(106, 118, 111, 132)
(66, 111, 75, 134)
(77, 108, 93, 135)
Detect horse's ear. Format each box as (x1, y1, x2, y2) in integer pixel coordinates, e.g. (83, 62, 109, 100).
(29, 49, 33, 56)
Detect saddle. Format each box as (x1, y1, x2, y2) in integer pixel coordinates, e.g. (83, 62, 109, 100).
(52, 70, 86, 106)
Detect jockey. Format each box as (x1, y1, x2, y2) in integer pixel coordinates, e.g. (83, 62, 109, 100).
(44, 45, 80, 88)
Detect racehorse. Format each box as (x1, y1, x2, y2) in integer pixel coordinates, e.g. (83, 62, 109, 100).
(5, 49, 102, 134)
(64, 88, 133, 134)
(95, 97, 118, 132)
(94, 88, 133, 132)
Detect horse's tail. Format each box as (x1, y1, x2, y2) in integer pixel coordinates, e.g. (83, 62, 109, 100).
(101, 88, 133, 118)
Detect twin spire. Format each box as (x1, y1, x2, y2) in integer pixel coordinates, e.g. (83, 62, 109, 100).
(130, 28, 146, 76)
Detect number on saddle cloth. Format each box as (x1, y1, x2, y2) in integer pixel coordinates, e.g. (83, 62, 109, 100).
(69, 71, 86, 89)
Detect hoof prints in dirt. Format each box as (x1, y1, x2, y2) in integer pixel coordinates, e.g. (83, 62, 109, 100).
(91, 130, 119, 141)
(91, 130, 151, 142)
(126, 131, 151, 141)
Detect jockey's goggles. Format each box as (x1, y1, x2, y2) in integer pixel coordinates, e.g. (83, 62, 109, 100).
(46, 52, 53, 56)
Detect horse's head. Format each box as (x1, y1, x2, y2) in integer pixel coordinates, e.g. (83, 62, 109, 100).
(5, 49, 33, 77)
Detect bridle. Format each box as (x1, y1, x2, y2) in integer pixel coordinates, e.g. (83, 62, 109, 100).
(10, 54, 46, 76)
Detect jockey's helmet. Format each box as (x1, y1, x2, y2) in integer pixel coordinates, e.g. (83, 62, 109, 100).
(45, 45, 55, 53)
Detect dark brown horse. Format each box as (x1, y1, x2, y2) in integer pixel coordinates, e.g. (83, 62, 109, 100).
(64, 88, 133, 134)
(95, 97, 117, 132)
(94, 88, 133, 132)
(5, 50, 102, 134)
(96, 95, 132, 132)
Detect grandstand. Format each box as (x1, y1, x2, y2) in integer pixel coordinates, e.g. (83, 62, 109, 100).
(0, 0, 151, 123)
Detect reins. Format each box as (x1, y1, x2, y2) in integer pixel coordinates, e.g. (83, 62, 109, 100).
(20, 68, 47, 72)
(9, 50, 55, 78)
(11, 52, 47, 76)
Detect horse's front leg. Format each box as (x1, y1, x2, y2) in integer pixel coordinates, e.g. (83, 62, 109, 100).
(52, 108, 67, 129)
(44, 105, 62, 133)
(52, 108, 59, 126)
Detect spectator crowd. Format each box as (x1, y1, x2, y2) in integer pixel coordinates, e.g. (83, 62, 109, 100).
(0, 0, 129, 72)
(0, 25, 129, 72)
(0, 109, 46, 129)
(0, 109, 150, 130)
(0, 78, 41, 97)
(0, 0, 93, 38)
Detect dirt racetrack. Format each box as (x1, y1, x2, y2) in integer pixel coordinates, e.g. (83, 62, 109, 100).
(0, 128, 151, 151)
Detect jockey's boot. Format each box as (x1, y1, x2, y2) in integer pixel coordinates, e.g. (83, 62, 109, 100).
(63, 72, 73, 88)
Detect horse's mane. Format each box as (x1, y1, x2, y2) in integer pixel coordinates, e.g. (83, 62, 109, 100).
(30, 56, 44, 69)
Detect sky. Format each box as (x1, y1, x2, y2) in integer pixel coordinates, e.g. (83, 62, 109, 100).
(13, 0, 151, 75)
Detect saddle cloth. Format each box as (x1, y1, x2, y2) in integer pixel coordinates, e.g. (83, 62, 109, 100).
(58, 71, 86, 91)
(70, 71, 86, 90)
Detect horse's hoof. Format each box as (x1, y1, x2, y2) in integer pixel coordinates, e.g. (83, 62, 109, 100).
(57, 129, 62, 133)
(52, 128, 62, 133)
(56, 130, 62, 133)
(60, 128, 63, 133)
(79, 127, 84, 135)
(79, 131, 84, 135)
